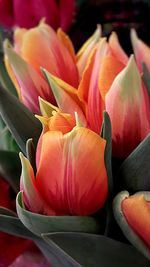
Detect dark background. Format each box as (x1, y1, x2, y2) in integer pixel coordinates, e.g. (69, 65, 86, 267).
(70, 0, 150, 54)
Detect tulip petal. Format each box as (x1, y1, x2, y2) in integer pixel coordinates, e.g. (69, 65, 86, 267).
(4, 41, 55, 113)
(57, 28, 76, 63)
(99, 55, 125, 100)
(77, 25, 101, 78)
(79, 39, 107, 133)
(106, 55, 150, 158)
(39, 97, 59, 117)
(99, 32, 127, 100)
(122, 194, 150, 247)
(109, 32, 128, 65)
(19, 22, 79, 87)
(48, 112, 76, 134)
(36, 127, 107, 215)
(14, 28, 28, 53)
(20, 152, 54, 215)
(131, 29, 150, 73)
(44, 70, 87, 126)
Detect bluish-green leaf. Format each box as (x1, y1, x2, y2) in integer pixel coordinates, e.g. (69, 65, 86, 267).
(142, 63, 150, 98)
(43, 232, 150, 267)
(0, 150, 21, 192)
(101, 111, 113, 196)
(0, 85, 42, 154)
(113, 191, 150, 261)
(118, 134, 150, 191)
(16, 192, 101, 236)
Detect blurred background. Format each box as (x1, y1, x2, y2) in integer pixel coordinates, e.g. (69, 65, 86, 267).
(71, 0, 150, 53)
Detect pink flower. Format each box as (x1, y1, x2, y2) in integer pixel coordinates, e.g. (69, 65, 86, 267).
(0, 0, 75, 31)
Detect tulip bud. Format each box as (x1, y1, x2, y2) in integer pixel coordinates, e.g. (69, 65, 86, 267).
(106, 55, 150, 158)
(20, 115, 108, 216)
(113, 191, 150, 260)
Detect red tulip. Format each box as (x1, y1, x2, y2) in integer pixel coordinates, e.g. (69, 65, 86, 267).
(20, 112, 108, 216)
(0, 0, 75, 31)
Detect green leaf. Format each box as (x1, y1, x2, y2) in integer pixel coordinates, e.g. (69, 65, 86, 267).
(43, 232, 150, 267)
(0, 150, 21, 192)
(101, 112, 113, 236)
(0, 207, 35, 240)
(16, 192, 102, 236)
(113, 191, 150, 261)
(142, 63, 150, 98)
(26, 138, 36, 173)
(101, 111, 113, 196)
(0, 116, 20, 152)
(0, 51, 18, 97)
(0, 85, 42, 154)
(118, 134, 150, 191)
(37, 239, 82, 267)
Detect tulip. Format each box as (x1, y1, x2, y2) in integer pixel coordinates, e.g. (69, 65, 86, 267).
(0, 178, 31, 266)
(122, 194, 150, 248)
(106, 55, 150, 158)
(0, 0, 75, 31)
(131, 29, 150, 73)
(20, 111, 108, 216)
(113, 191, 150, 260)
(4, 21, 79, 113)
(44, 32, 128, 134)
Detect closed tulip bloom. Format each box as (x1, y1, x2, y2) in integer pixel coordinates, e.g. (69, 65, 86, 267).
(20, 112, 108, 216)
(4, 21, 79, 113)
(0, 0, 75, 31)
(106, 55, 150, 158)
(122, 194, 150, 248)
(113, 191, 150, 260)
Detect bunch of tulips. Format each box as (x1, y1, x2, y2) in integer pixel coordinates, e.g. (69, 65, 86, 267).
(0, 19, 150, 267)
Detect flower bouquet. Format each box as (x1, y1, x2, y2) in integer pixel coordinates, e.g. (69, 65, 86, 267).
(0, 1, 150, 266)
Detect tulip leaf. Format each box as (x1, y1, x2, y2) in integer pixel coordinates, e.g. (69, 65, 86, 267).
(0, 150, 21, 192)
(0, 207, 36, 240)
(42, 232, 150, 267)
(118, 134, 150, 191)
(0, 116, 20, 152)
(113, 191, 150, 261)
(0, 85, 42, 154)
(101, 111, 113, 196)
(38, 238, 82, 267)
(16, 192, 102, 236)
(101, 112, 113, 236)
(142, 63, 150, 98)
(0, 49, 18, 97)
(26, 138, 36, 173)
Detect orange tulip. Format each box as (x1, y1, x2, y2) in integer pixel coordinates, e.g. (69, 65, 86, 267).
(20, 111, 108, 216)
(113, 191, 150, 260)
(44, 32, 128, 134)
(122, 194, 150, 248)
(4, 21, 79, 113)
